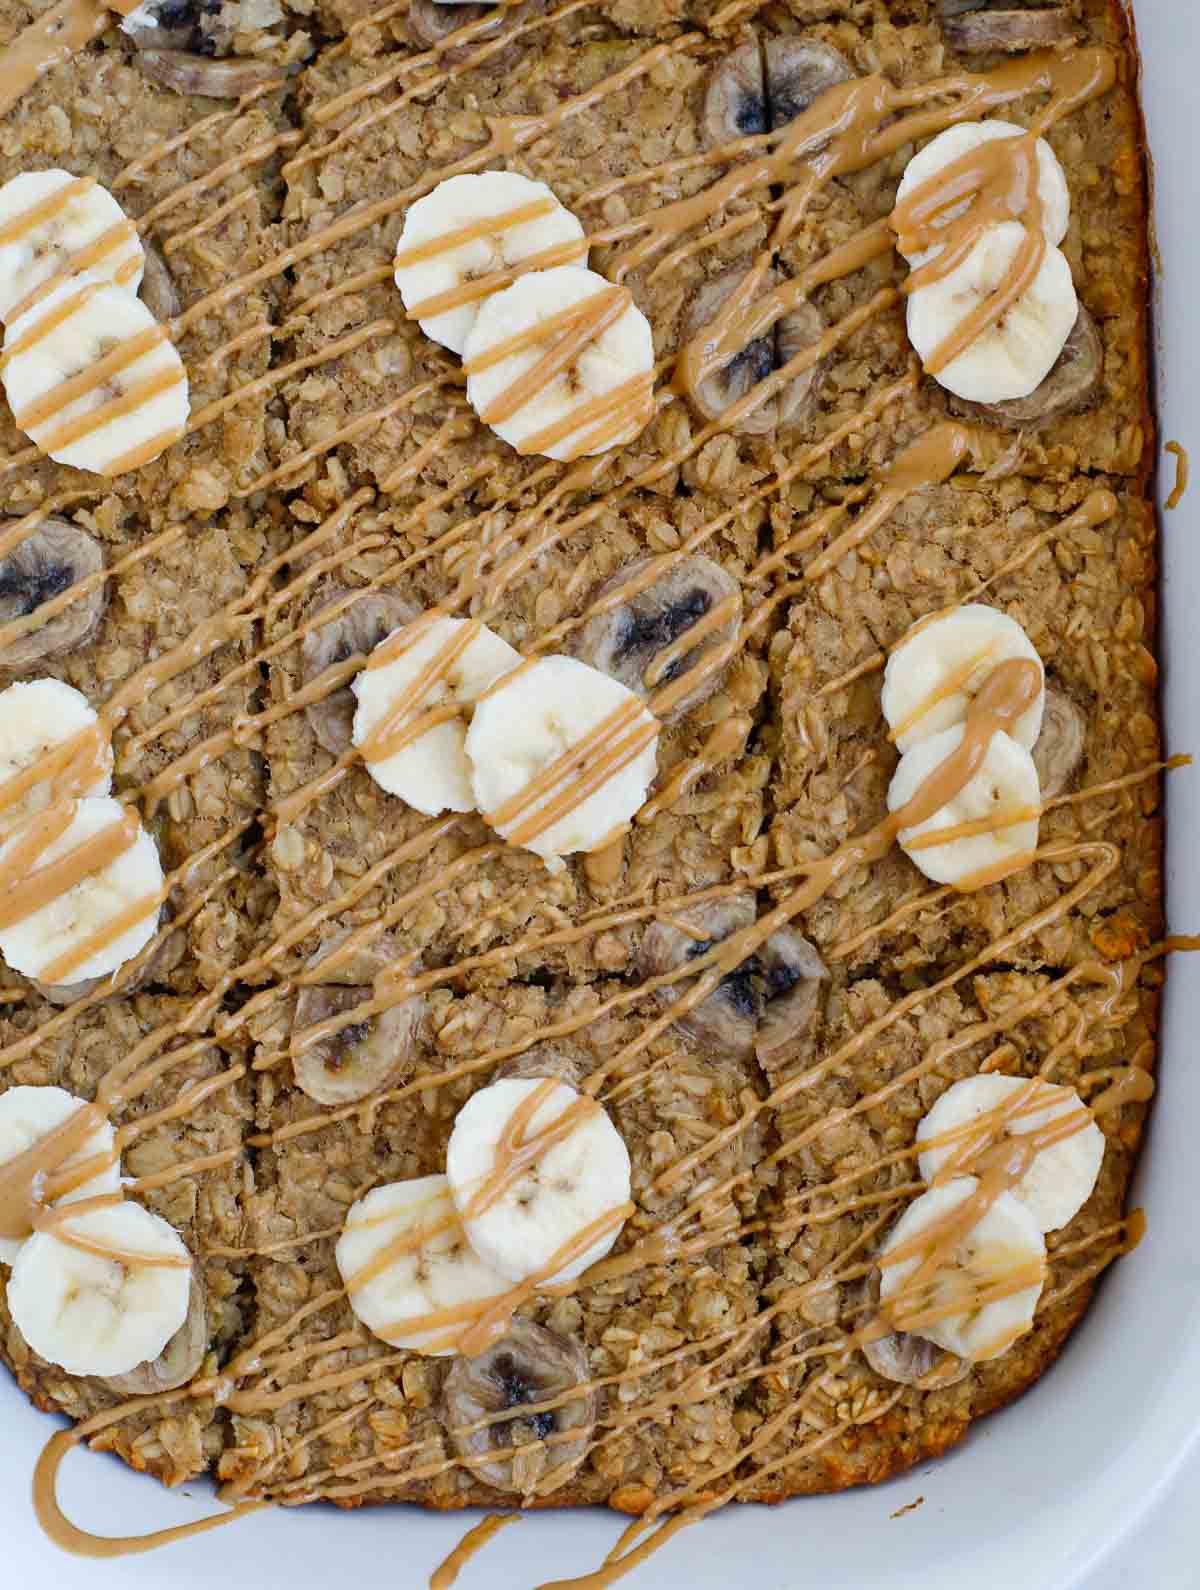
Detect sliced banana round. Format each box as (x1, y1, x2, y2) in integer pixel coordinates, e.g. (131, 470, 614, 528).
(888, 724, 1041, 887)
(918, 1074, 1104, 1232)
(441, 1319, 597, 1496)
(2, 272, 189, 476)
(352, 613, 521, 815)
(0, 679, 112, 839)
(465, 654, 659, 869)
(463, 266, 654, 462)
(0, 794, 164, 983)
(879, 1178, 1046, 1362)
(0, 171, 143, 323)
(882, 604, 1044, 753)
(292, 979, 425, 1107)
(0, 519, 106, 670)
(446, 1077, 631, 1286)
(394, 172, 587, 357)
(301, 586, 418, 757)
(894, 122, 1070, 262)
(335, 1175, 512, 1356)
(0, 1085, 120, 1264)
(8, 1200, 192, 1376)
(683, 266, 827, 436)
(574, 555, 742, 722)
(103, 1272, 207, 1394)
(1031, 684, 1085, 801)
(636, 896, 828, 1070)
(906, 223, 1078, 404)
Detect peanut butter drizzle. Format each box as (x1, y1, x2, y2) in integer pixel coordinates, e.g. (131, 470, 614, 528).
(0, 0, 107, 121)
(636, 717, 750, 827)
(429, 1513, 520, 1590)
(1165, 440, 1190, 511)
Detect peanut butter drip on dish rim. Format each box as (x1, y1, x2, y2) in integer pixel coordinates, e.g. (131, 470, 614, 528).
(0, 9, 1157, 1580)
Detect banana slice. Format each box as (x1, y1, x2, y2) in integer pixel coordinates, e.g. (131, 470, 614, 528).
(878, 1177, 1046, 1362)
(465, 654, 659, 869)
(918, 1074, 1104, 1233)
(887, 724, 1041, 886)
(0, 170, 143, 323)
(2, 271, 189, 476)
(906, 222, 1078, 403)
(335, 1175, 512, 1356)
(394, 171, 587, 356)
(7, 1200, 192, 1376)
(0, 1085, 119, 1264)
(0, 679, 113, 840)
(463, 266, 655, 462)
(881, 604, 1044, 752)
(445, 1077, 631, 1286)
(0, 794, 163, 983)
(894, 122, 1070, 263)
(351, 613, 521, 815)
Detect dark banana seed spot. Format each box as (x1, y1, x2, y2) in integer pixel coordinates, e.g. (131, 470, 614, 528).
(718, 962, 763, 1019)
(766, 960, 802, 997)
(615, 588, 711, 675)
(730, 337, 775, 387)
(735, 96, 768, 135)
(494, 1355, 557, 1440)
(0, 563, 71, 616)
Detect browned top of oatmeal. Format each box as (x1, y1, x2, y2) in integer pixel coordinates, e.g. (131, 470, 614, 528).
(0, 0, 1168, 1583)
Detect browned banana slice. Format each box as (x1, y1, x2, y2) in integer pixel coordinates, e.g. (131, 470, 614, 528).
(497, 1047, 582, 1086)
(684, 267, 828, 436)
(944, 8, 1075, 52)
(32, 907, 188, 1006)
(763, 37, 853, 128)
(752, 928, 830, 1077)
(104, 1274, 208, 1395)
(0, 520, 105, 671)
(441, 1320, 597, 1496)
(951, 307, 1102, 430)
(292, 981, 425, 1105)
(1032, 684, 1086, 801)
(704, 38, 767, 145)
(301, 587, 419, 756)
(135, 50, 284, 98)
(575, 554, 742, 722)
(406, 0, 546, 54)
(139, 240, 180, 323)
(637, 897, 828, 1063)
(853, 1277, 971, 1389)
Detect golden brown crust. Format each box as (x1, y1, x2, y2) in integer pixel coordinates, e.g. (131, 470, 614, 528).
(0, 0, 1163, 1540)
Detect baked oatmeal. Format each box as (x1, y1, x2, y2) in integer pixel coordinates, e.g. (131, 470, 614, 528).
(0, 0, 1171, 1581)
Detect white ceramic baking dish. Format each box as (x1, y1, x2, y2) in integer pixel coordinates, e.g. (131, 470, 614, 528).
(3, 3, 1195, 1585)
